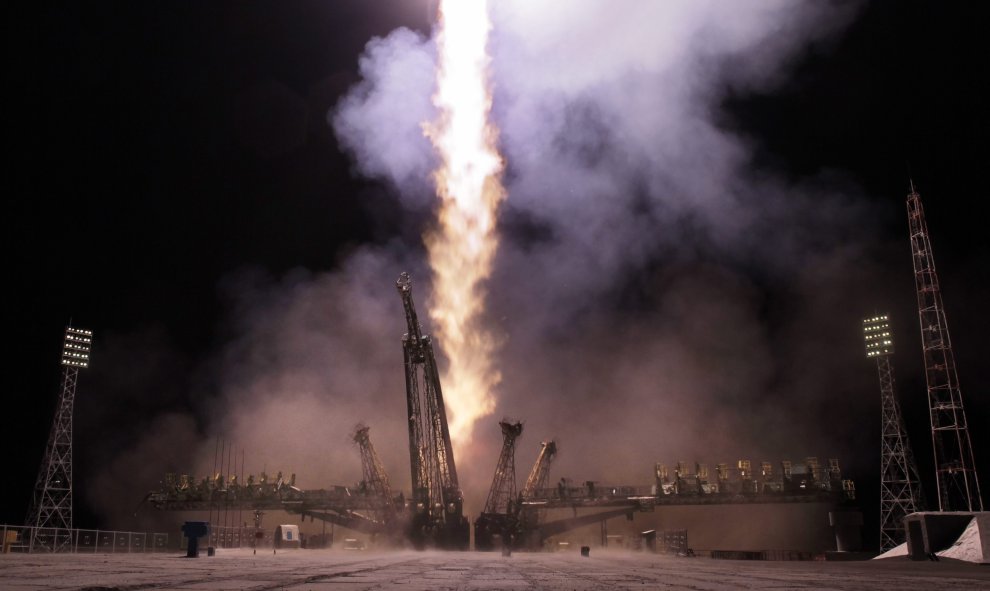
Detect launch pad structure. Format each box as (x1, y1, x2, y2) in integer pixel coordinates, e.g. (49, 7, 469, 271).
(473, 419, 523, 551)
(395, 272, 469, 549)
(147, 272, 859, 552)
(146, 188, 990, 555)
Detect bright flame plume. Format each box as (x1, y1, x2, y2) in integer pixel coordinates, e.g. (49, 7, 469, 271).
(424, 0, 504, 446)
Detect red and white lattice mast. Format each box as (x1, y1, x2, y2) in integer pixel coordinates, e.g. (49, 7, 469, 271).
(906, 182, 982, 512)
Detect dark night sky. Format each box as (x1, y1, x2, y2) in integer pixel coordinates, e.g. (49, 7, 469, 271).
(3, 1, 987, 548)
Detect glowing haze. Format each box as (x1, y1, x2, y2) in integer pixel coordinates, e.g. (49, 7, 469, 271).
(86, 1, 888, 531)
(423, 0, 504, 447)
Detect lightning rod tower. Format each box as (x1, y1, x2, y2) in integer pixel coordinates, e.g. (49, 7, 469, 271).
(863, 315, 924, 551)
(906, 183, 983, 512)
(26, 326, 92, 551)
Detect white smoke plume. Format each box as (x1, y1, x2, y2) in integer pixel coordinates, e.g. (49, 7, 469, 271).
(330, 0, 874, 499)
(92, 1, 897, 527)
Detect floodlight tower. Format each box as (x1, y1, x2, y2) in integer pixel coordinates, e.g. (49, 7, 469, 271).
(863, 315, 924, 551)
(27, 326, 92, 551)
(906, 184, 983, 512)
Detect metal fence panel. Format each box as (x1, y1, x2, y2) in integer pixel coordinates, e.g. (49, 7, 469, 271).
(0, 524, 168, 554)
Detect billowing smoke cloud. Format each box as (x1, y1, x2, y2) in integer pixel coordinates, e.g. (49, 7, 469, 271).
(92, 1, 897, 527)
(330, 0, 876, 498)
(200, 248, 420, 489)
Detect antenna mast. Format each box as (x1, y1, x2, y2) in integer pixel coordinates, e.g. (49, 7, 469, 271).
(906, 185, 983, 511)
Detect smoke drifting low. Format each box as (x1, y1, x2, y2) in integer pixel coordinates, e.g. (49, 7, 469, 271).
(90, 1, 902, 526)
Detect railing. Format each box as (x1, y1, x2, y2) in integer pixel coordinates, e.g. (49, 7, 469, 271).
(199, 525, 329, 550)
(204, 525, 272, 550)
(1, 524, 168, 554)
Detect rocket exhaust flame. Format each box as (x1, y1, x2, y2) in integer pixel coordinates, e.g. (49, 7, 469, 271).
(424, 0, 504, 448)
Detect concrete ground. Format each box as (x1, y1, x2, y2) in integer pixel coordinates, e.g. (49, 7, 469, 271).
(2, 548, 988, 590)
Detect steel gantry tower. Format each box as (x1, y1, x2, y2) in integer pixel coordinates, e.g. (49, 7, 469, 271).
(396, 272, 469, 549)
(517, 439, 558, 540)
(26, 326, 92, 551)
(863, 315, 924, 551)
(474, 419, 524, 550)
(482, 420, 524, 516)
(353, 424, 397, 526)
(522, 440, 558, 501)
(906, 184, 983, 512)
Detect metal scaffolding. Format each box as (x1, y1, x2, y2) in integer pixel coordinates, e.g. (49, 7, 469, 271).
(353, 424, 396, 525)
(26, 326, 92, 552)
(906, 184, 983, 512)
(482, 420, 523, 516)
(863, 315, 924, 551)
(522, 440, 558, 501)
(474, 420, 524, 550)
(396, 272, 468, 549)
(516, 439, 558, 546)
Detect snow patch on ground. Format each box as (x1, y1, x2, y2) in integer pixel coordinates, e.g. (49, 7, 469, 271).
(873, 542, 908, 560)
(938, 515, 989, 564)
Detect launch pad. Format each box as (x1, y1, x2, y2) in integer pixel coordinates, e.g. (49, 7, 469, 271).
(145, 273, 859, 553)
(1, 547, 987, 591)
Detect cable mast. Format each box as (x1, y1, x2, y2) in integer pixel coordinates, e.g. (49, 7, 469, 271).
(863, 315, 924, 551)
(26, 326, 92, 551)
(906, 183, 983, 512)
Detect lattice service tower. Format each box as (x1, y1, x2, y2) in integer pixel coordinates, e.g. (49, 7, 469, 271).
(863, 315, 924, 551)
(482, 420, 524, 516)
(26, 326, 92, 551)
(396, 272, 469, 549)
(474, 419, 524, 551)
(906, 184, 983, 512)
(517, 439, 558, 544)
(353, 423, 396, 526)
